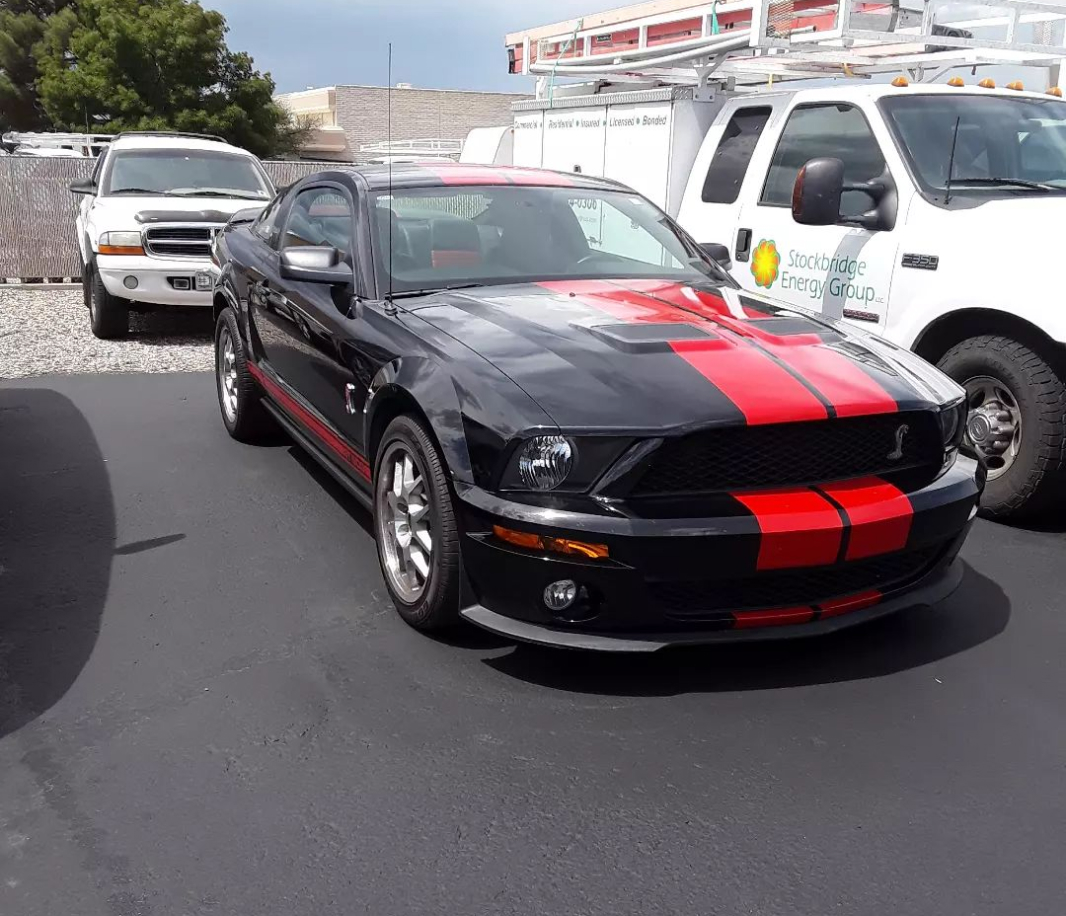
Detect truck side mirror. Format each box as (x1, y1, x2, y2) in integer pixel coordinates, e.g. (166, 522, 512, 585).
(792, 158, 844, 226)
(700, 242, 732, 271)
(70, 177, 96, 196)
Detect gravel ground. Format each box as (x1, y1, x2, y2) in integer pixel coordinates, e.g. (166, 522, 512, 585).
(0, 285, 213, 378)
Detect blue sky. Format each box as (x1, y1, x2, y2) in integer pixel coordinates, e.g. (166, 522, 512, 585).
(210, 0, 600, 94)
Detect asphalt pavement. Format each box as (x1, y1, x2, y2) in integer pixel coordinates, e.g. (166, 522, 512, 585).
(2, 373, 1064, 916)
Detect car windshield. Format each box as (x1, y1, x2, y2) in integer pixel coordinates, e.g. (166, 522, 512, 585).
(103, 149, 272, 199)
(880, 94, 1066, 198)
(370, 184, 727, 294)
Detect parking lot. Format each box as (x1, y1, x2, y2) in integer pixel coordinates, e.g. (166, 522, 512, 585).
(2, 303, 1066, 914)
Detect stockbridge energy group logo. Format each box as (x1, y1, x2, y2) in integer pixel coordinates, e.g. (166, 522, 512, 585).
(748, 239, 878, 306)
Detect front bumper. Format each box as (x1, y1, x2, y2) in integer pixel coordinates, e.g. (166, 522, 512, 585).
(96, 254, 216, 306)
(456, 456, 981, 651)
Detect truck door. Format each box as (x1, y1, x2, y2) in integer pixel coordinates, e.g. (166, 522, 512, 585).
(733, 101, 899, 333)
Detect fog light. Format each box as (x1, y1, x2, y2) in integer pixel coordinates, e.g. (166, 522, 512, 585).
(543, 579, 578, 612)
(123, 275, 138, 290)
(195, 271, 213, 291)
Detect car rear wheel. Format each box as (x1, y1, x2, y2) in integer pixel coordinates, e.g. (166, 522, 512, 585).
(939, 334, 1066, 519)
(214, 308, 274, 442)
(88, 267, 128, 339)
(374, 415, 462, 631)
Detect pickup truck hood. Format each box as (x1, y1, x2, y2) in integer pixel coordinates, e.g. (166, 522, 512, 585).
(91, 195, 267, 226)
(411, 279, 958, 432)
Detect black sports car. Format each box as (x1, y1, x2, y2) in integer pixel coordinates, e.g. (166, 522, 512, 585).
(211, 162, 982, 651)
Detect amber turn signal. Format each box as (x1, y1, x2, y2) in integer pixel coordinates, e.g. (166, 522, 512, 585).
(493, 525, 609, 560)
(978, 78, 996, 89)
(1048, 86, 1063, 97)
(890, 76, 909, 87)
(1006, 80, 1024, 91)
(947, 76, 965, 87)
(98, 244, 145, 256)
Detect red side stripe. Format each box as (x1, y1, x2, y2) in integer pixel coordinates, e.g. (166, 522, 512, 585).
(733, 606, 816, 628)
(818, 477, 913, 560)
(247, 362, 371, 480)
(732, 488, 843, 570)
(670, 338, 828, 425)
(818, 590, 882, 618)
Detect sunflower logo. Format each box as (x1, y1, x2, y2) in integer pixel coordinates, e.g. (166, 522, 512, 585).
(750, 239, 780, 288)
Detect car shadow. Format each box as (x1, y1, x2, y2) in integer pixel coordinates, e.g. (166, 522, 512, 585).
(482, 563, 1010, 696)
(287, 444, 375, 538)
(0, 388, 115, 738)
(129, 307, 214, 345)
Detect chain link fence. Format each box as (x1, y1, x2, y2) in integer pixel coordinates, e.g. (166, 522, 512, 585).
(0, 158, 333, 281)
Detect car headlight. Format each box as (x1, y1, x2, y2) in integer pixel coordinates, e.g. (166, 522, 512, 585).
(940, 398, 966, 450)
(518, 436, 575, 490)
(98, 231, 145, 255)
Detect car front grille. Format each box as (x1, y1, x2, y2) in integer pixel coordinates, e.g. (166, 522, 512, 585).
(628, 411, 943, 496)
(650, 544, 943, 618)
(143, 225, 219, 259)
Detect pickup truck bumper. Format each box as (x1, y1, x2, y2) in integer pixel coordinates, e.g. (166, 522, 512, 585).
(96, 254, 217, 307)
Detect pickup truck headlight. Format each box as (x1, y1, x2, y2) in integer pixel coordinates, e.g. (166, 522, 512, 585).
(98, 231, 144, 256)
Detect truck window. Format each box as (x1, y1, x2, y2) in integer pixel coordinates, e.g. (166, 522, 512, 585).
(761, 104, 887, 219)
(702, 107, 771, 204)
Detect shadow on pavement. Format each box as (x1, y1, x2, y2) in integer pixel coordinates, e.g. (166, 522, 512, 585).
(130, 307, 214, 345)
(0, 388, 115, 738)
(483, 564, 1010, 696)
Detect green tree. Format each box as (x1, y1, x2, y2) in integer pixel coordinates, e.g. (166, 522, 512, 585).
(31, 0, 301, 157)
(0, 1, 74, 131)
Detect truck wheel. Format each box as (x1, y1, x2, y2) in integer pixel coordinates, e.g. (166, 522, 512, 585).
(214, 308, 274, 442)
(939, 335, 1066, 519)
(88, 269, 129, 339)
(373, 415, 462, 632)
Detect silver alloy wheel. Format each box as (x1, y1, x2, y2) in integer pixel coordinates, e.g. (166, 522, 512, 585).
(378, 448, 434, 602)
(218, 327, 239, 423)
(963, 375, 1022, 481)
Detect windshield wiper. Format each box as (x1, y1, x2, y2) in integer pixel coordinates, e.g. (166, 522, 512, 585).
(388, 283, 488, 300)
(169, 190, 268, 200)
(950, 177, 1060, 192)
(110, 187, 174, 196)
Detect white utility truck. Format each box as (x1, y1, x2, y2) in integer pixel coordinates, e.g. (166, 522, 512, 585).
(71, 131, 273, 339)
(477, 0, 1066, 518)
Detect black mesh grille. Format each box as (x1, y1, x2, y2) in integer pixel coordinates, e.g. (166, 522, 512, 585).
(630, 412, 942, 496)
(650, 545, 942, 618)
(144, 226, 217, 259)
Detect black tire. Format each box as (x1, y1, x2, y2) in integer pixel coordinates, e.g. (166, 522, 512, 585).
(373, 415, 462, 632)
(939, 334, 1066, 519)
(214, 308, 275, 443)
(80, 254, 91, 310)
(88, 268, 129, 339)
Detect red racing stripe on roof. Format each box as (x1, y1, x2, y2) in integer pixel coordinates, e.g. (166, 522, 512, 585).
(732, 488, 843, 570)
(421, 165, 511, 186)
(817, 477, 913, 561)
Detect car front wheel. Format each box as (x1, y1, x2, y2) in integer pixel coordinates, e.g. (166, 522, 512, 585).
(214, 308, 274, 442)
(374, 415, 462, 631)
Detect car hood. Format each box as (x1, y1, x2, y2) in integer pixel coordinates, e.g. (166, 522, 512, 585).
(411, 279, 961, 432)
(92, 195, 267, 225)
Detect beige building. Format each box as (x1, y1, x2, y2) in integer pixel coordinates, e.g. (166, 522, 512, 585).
(275, 84, 528, 162)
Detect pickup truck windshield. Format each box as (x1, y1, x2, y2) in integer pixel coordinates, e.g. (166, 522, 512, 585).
(371, 185, 727, 294)
(881, 94, 1066, 197)
(102, 149, 272, 200)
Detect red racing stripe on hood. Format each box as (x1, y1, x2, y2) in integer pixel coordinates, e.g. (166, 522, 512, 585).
(732, 488, 843, 570)
(817, 477, 913, 560)
(538, 280, 830, 424)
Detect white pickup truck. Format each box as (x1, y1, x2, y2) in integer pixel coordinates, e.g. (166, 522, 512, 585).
(71, 132, 274, 339)
(476, 77, 1066, 518)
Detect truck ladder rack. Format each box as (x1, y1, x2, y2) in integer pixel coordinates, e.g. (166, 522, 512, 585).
(505, 0, 1066, 87)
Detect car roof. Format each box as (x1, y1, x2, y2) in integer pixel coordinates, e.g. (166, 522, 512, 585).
(108, 135, 257, 157)
(333, 161, 622, 192)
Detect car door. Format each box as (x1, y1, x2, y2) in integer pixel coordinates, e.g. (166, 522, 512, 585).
(733, 101, 901, 333)
(266, 183, 373, 450)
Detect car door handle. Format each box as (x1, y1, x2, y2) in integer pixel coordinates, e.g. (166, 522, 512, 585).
(735, 228, 752, 263)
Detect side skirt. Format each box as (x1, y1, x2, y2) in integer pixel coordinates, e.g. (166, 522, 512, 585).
(261, 400, 374, 515)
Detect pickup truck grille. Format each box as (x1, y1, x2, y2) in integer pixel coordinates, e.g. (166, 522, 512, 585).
(628, 411, 943, 497)
(143, 226, 220, 259)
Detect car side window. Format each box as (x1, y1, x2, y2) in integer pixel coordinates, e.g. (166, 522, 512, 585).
(281, 187, 354, 262)
(253, 193, 284, 247)
(702, 107, 771, 204)
(761, 104, 887, 219)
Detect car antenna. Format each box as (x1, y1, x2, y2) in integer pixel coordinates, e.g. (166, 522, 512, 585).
(945, 115, 961, 204)
(384, 42, 397, 315)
